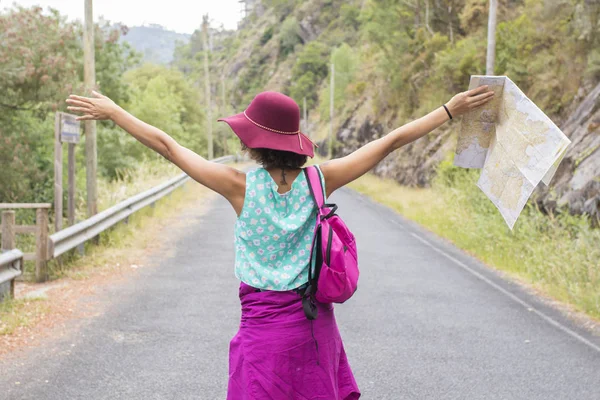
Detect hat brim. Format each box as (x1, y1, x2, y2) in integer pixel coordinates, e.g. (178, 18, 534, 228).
(218, 112, 315, 158)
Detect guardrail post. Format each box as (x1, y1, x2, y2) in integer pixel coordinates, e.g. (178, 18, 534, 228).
(77, 243, 85, 256)
(12, 257, 21, 298)
(1, 210, 16, 252)
(36, 208, 49, 282)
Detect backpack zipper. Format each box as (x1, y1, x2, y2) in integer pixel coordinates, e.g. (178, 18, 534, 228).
(326, 225, 333, 265)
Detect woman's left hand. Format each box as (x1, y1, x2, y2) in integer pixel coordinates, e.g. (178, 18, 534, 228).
(66, 91, 120, 121)
(445, 85, 495, 117)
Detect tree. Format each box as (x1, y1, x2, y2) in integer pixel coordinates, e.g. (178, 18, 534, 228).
(123, 64, 206, 156)
(0, 6, 141, 202)
(288, 41, 330, 108)
(279, 16, 302, 58)
(0, 6, 81, 112)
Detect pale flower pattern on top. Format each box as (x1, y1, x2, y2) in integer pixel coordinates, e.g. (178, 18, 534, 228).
(233, 166, 324, 291)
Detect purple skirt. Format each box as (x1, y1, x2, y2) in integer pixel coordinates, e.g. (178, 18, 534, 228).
(228, 282, 361, 399)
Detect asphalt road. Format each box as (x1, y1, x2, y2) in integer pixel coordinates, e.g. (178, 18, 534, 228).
(1, 187, 599, 399)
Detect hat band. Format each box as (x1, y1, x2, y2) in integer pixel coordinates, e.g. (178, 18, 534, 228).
(243, 111, 300, 135)
(242, 111, 320, 152)
(244, 110, 307, 150)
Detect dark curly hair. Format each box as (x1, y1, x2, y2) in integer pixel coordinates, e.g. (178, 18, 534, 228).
(241, 141, 307, 169)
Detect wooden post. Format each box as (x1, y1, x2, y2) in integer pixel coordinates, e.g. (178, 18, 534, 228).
(84, 0, 98, 218)
(202, 15, 214, 160)
(1, 211, 16, 299)
(68, 143, 76, 226)
(328, 63, 335, 159)
(35, 208, 49, 282)
(1, 210, 16, 251)
(54, 113, 63, 232)
(486, 0, 498, 75)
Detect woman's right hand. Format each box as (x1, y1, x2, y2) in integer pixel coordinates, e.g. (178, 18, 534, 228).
(445, 85, 495, 117)
(66, 91, 121, 121)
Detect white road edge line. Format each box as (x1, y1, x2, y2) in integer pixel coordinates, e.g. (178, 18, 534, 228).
(408, 231, 600, 354)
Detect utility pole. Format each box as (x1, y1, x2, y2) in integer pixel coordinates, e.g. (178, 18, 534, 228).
(202, 15, 213, 160)
(303, 97, 307, 133)
(84, 0, 97, 217)
(486, 0, 498, 75)
(221, 74, 227, 155)
(221, 74, 226, 112)
(328, 63, 335, 159)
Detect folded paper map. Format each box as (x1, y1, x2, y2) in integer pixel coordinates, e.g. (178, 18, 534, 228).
(454, 76, 571, 229)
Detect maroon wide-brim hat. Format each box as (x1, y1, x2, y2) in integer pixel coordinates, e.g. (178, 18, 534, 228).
(218, 91, 317, 158)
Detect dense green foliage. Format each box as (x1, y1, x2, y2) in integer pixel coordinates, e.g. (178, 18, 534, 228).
(360, 0, 598, 118)
(205, 0, 598, 130)
(0, 6, 208, 210)
(98, 64, 207, 180)
(279, 17, 303, 58)
(0, 6, 136, 204)
(289, 42, 330, 109)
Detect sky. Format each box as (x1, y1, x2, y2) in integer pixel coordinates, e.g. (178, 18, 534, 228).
(4, 0, 243, 33)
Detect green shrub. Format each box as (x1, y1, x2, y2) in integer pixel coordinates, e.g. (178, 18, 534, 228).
(260, 26, 274, 45)
(433, 36, 485, 94)
(279, 16, 302, 58)
(288, 41, 330, 108)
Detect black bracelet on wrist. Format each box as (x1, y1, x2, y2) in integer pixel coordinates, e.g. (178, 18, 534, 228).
(443, 104, 453, 120)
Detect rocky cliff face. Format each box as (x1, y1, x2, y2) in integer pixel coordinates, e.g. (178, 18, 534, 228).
(538, 83, 600, 220)
(329, 97, 455, 187)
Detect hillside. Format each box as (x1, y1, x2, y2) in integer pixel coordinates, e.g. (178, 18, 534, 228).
(181, 0, 600, 220)
(120, 24, 191, 64)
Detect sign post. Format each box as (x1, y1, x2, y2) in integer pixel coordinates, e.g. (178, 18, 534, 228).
(54, 112, 81, 233)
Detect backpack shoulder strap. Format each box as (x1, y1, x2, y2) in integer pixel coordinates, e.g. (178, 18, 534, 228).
(304, 165, 325, 208)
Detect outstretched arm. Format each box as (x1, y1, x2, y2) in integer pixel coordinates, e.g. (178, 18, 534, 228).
(66, 92, 245, 212)
(319, 85, 494, 197)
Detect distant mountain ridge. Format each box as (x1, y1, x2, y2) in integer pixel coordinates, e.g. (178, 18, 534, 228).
(119, 24, 191, 64)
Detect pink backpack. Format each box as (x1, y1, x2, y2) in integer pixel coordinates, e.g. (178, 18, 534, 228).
(302, 166, 359, 320)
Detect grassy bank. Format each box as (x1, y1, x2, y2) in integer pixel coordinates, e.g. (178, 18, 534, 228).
(0, 297, 49, 336)
(348, 160, 600, 320)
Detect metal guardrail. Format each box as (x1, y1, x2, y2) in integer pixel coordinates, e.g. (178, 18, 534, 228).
(48, 155, 235, 258)
(0, 249, 24, 300)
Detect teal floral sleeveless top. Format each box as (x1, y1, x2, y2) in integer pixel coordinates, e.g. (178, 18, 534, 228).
(234, 166, 324, 291)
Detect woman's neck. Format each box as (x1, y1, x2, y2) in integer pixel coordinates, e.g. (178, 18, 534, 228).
(265, 166, 301, 187)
